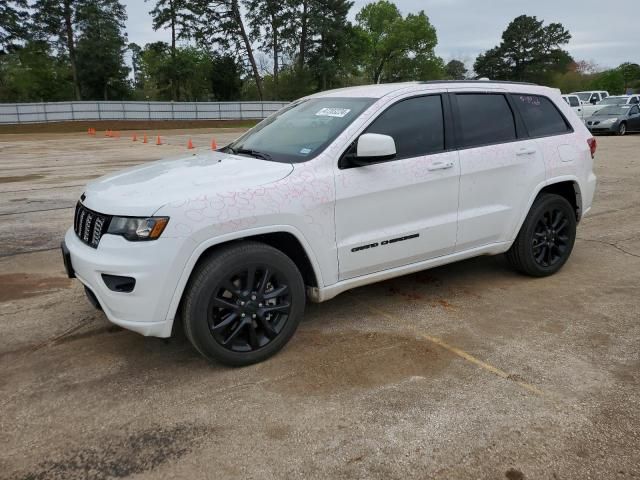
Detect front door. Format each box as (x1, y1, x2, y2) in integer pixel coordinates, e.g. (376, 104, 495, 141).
(628, 105, 640, 131)
(334, 94, 460, 280)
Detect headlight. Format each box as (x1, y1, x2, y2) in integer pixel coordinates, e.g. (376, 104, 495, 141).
(107, 216, 169, 241)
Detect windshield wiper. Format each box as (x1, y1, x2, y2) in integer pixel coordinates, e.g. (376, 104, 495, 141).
(235, 148, 273, 161)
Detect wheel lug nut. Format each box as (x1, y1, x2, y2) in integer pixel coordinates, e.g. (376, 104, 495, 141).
(241, 313, 245, 317)
(258, 303, 263, 307)
(252, 314, 256, 319)
(251, 295, 256, 300)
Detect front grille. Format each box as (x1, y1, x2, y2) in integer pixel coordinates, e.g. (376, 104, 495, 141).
(74, 202, 111, 248)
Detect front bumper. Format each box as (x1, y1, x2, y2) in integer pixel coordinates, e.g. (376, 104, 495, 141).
(63, 228, 192, 337)
(586, 122, 618, 134)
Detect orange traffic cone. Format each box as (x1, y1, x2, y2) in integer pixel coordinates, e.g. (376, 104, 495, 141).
(132, 133, 137, 142)
(187, 138, 194, 150)
(211, 138, 218, 150)
(156, 135, 162, 145)
(88, 128, 92, 135)
(143, 133, 148, 144)
(105, 130, 111, 137)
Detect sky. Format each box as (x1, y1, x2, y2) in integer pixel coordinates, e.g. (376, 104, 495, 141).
(122, 0, 638, 71)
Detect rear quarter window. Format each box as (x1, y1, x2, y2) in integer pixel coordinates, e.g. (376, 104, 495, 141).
(513, 95, 571, 137)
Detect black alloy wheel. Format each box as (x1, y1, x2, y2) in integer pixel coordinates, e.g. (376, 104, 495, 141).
(531, 208, 570, 268)
(182, 241, 305, 366)
(506, 193, 577, 277)
(208, 265, 291, 352)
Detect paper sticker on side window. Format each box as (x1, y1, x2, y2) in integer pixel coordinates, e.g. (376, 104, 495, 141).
(315, 108, 351, 118)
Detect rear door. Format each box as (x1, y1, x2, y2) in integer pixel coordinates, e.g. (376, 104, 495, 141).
(450, 90, 546, 251)
(512, 93, 576, 181)
(334, 94, 460, 280)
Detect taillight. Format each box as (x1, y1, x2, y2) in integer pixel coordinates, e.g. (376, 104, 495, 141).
(587, 137, 597, 159)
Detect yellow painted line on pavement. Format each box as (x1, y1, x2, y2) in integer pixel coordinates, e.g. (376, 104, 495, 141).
(364, 303, 545, 397)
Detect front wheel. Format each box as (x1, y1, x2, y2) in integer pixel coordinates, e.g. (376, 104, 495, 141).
(506, 194, 577, 277)
(617, 122, 627, 136)
(182, 242, 306, 366)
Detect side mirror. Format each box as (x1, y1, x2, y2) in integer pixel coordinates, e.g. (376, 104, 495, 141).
(355, 133, 396, 163)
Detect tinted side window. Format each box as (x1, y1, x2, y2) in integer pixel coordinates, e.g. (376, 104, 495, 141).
(365, 95, 444, 159)
(455, 94, 516, 148)
(569, 96, 580, 107)
(630, 106, 640, 115)
(513, 95, 571, 137)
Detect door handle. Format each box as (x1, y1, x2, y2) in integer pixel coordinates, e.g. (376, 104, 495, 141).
(516, 148, 536, 156)
(427, 161, 454, 171)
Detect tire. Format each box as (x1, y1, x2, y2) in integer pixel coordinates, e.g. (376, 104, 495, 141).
(506, 194, 577, 277)
(617, 122, 627, 136)
(182, 241, 305, 366)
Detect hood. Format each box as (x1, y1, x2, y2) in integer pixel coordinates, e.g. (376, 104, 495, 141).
(82, 151, 293, 216)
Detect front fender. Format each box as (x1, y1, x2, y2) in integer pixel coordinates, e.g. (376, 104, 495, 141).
(163, 225, 325, 324)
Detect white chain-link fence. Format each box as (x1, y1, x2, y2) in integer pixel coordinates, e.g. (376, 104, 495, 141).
(0, 101, 290, 124)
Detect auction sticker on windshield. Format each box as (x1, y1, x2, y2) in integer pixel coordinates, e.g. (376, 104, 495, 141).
(315, 108, 351, 118)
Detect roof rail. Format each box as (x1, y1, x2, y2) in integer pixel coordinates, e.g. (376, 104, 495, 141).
(419, 80, 538, 86)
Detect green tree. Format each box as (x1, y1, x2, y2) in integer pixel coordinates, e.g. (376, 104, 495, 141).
(129, 42, 143, 90)
(445, 59, 467, 80)
(617, 62, 640, 91)
(74, 0, 130, 100)
(208, 53, 242, 100)
(0, 39, 74, 101)
(189, 0, 264, 99)
(306, 0, 357, 90)
(0, 0, 29, 53)
(591, 69, 625, 95)
(355, 1, 441, 83)
(32, 0, 83, 99)
(146, 0, 193, 100)
(474, 15, 572, 84)
(245, 0, 297, 98)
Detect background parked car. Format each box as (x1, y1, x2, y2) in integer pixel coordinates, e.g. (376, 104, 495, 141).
(580, 94, 640, 120)
(585, 105, 640, 135)
(571, 90, 609, 105)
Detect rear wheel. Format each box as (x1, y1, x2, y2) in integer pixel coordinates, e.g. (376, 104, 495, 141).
(506, 194, 576, 277)
(617, 122, 627, 136)
(182, 242, 305, 366)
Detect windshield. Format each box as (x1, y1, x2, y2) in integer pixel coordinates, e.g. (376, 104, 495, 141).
(225, 97, 375, 163)
(576, 93, 591, 101)
(595, 106, 630, 116)
(597, 97, 625, 105)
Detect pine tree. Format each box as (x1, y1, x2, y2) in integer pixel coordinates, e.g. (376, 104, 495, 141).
(306, 0, 354, 90)
(245, 0, 296, 98)
(32, 0, 84, 99)
(146, 0, 193, 100)
(74, 0, 130, 100)
(187, 0, 264, 100)
(0, 0, 29, 53)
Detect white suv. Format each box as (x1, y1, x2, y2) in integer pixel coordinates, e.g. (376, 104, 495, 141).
(62, 81, 598, 365)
